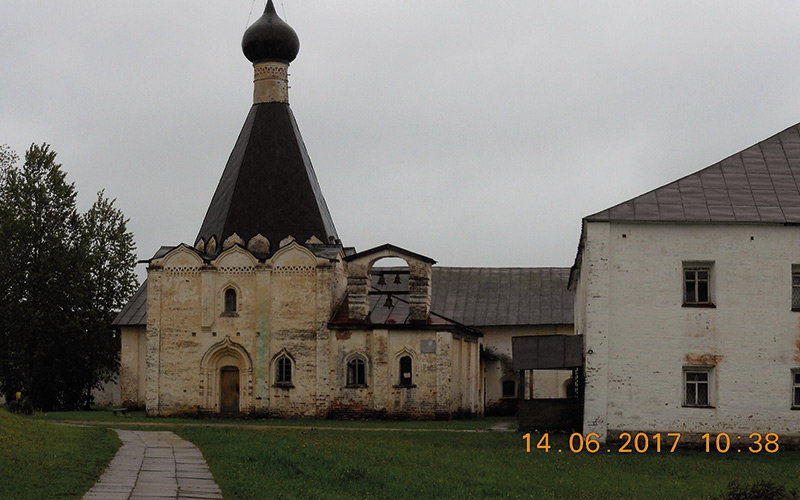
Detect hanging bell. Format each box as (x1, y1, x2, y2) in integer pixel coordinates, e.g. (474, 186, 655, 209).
(394, 273, 402, 284)
(377, 273, 386, 285)
(383, 295, 394, 308)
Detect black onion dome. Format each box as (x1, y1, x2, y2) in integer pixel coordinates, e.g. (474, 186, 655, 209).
(242, 0, 300, 63)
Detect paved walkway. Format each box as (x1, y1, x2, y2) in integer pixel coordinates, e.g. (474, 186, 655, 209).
(82, 429, 223, 500)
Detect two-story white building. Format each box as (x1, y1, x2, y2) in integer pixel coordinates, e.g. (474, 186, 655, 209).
(571, 123, 800, 442)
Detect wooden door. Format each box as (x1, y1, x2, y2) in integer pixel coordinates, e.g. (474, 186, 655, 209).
(220, 366, 240, 412)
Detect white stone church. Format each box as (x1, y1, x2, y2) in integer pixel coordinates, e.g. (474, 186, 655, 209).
(113, 2, 575, 418)
(113, 3, 800, 440)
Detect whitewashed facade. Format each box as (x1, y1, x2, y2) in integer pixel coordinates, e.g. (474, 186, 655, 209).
(572, 123, 800, 442)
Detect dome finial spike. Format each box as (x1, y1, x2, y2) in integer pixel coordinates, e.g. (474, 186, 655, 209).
(242, 0, 299, 64)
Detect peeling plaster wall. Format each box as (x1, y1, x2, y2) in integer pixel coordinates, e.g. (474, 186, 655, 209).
(138, 243, 482, 418)
(578, 222, 800, 441)
(319, 328, 479, 418)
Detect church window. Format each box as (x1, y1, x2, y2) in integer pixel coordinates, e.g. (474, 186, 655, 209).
(276, 355, 292, 385)
(683, 367, 713, 407)
(224, 288, 237, 313)
(347, 355, 367, 386)
(683, 263, 713, 307)
(793, 369, 800, 408)
(399, 355, 413, 386)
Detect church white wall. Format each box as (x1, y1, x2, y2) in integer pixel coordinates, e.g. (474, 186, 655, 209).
(578, 221, 800, 442)
(121, 325, 147, 408)
(92, 379, 121, 407)
(134, 242, 483, 418)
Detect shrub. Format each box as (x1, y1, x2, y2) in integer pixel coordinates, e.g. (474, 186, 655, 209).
(712, 479, 799, 500)
(7, 398, 33, 415)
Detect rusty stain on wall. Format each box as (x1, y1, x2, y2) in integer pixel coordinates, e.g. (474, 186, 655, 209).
(684, 353, 722, 366)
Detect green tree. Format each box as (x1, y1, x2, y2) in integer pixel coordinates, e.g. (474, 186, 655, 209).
(0, 143, 137, 410)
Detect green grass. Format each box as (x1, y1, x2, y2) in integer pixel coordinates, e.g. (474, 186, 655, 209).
(14, 409, 800, 499)
(0, 409, 120, 500)
(176, 428, 800, 500)
(33, 409, 513, 430)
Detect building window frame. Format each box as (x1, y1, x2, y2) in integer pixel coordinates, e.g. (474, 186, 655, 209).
(792, 266, 800, 311)
(683, 262, 714, 308)
(275, 355, 293, 386)
(683, 366, 714, 408)
(501, 379, 517, 399)
(223, 287, 238, 315)
(398, 355, 413, 387)
(346, 354, 368, 387)
(792, 369, 800, 409)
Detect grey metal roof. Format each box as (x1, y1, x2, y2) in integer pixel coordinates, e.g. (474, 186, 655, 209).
(112, 281, 147, 327)
(430, 267, 573, 327)
(588, 123, 800, 223)
(372, 267, 573, 326)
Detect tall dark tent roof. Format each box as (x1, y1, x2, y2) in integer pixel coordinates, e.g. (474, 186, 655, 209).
(196, 4, 338, 254)
(587, 123, 800, 224)
(196, 103, 338, 252)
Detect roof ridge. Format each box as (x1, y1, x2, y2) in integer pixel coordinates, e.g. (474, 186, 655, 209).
(586, 120, 800, 223)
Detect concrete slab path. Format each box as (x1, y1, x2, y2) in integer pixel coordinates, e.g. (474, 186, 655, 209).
(82, 429, 223, 500)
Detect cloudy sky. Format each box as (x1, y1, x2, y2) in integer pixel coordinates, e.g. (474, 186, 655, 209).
(3, 2, 800, 282)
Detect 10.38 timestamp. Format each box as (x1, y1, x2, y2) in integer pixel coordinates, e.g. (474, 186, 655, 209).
(523, 431, 780, 453)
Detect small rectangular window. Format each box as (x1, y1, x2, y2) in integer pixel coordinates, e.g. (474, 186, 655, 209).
(792, 267, 800, 311)
(683, 263, 713, 306)
(793, 370, 800, 408)
(684, 367, 712, 407)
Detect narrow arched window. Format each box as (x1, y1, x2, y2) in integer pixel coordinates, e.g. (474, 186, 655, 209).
(224, 288, 237, 313)
(276, 356, 292, 384)
(399, 355, 413, 386)
(347, 356, 366, 386)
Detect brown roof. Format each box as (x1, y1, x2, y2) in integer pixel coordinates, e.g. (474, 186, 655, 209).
(587, 123, 800, 223)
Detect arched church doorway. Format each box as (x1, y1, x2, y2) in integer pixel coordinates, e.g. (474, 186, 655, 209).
(200, 337, 253, 413)
(220, 366, 240, 412)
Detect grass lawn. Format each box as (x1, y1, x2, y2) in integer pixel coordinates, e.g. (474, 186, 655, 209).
(13, 408, 800, 499)
(176, 427, 800, 500)
(33, 408, 513, 430)
(0, 408, 120, 500)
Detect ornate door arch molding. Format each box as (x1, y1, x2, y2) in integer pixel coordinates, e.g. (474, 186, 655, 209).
(200, 336, 254, 412)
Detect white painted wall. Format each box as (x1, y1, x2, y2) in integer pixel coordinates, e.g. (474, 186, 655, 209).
(576, 221, 800, 441)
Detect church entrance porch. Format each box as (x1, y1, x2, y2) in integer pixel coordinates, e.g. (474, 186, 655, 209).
(200, 337, 253, 413)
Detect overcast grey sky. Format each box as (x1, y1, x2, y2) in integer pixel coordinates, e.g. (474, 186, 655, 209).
(3, 2, 800, 282)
